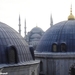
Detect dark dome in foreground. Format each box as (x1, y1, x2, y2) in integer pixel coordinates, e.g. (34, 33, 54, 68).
(0, 22, 32, 64)
(36, 20, 75, 52)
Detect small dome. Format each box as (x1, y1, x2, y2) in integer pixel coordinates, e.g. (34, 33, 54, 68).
(36, 20, 75, 52)
(31, 26, 44, 33)
(0, 22, 33, 64)
(68, 5, 75, 20)
(25, 26, 44, 50)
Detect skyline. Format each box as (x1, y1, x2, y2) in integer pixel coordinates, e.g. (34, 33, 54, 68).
(0, 0, 74, 37)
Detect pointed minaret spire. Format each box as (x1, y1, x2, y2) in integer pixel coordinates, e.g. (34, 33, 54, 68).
(50, 14, 53, 27)
(24, 19, 26, 37)
(36, 23, 38, 27)
(18, 15, 21, 35)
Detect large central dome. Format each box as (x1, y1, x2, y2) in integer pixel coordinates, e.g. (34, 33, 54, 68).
(36, 20, 75, 52)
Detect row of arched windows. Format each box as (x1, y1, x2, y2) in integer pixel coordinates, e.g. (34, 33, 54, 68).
(52, 43, 67, 52)
(6, 45, 18, 64)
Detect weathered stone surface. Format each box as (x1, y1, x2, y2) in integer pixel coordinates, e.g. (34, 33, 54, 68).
(1, 61, 39, 75)
(35, 53, 75, 75)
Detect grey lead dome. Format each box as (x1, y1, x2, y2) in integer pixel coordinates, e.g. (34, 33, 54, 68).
(31, 26, 44, 33)
(0, 22, 32, 64)
(36, 20, 75, 52)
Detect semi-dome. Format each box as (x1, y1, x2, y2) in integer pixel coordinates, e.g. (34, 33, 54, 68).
(0, 22, 33, 64)
(36, 20, 75, 52)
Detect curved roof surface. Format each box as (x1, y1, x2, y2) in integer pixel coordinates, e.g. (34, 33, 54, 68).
(36, 20, 75, 52)
(0, 22, 33, 64)
(31, 34, 41, 38)
(31, 26, 44, 33)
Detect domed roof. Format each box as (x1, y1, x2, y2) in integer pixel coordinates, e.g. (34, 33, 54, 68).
(0, 22, 33, 64)
(36, 20, 75, 52)
(31, 26, 44, 33)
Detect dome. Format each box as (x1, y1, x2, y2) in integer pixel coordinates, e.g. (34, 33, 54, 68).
(31, 26, 44, 33)
(36, 20, 75, 52)
(0, 22, 33, 64)
(26, 26, 44, 50)
(31, 34, 41, 38)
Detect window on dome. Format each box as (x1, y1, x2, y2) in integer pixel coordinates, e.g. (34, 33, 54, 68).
(61, 43, 66, 52)
(52, 43, 57, 52)
(40, 61, 43, 72)
(6, 46, 18, 64)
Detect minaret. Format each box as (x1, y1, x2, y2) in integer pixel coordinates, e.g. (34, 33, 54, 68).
(24, 19, 26, 37)
(68, 4, 75, 20)
(18, 15, 21, 35)
(50, 14, 53, 27)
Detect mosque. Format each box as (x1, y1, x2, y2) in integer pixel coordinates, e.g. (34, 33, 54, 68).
(18, 16, 45, 50)
(17, 4, 75, 75)
(25, 26, 44, 50)
(18, 12, 53, 50)
(35, 5, 75, 75)
(0, 3, 75, 75)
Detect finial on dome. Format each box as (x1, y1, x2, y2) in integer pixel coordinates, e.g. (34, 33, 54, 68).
(70, 4, 72, 14)
(68, 4, 75, 20)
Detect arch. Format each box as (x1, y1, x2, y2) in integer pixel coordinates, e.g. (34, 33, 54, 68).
(6, 45, 18, 64)
(40, 61, 43, 72)
(61, 43, 67, 52)
(31, 72, 35, 75)
(69, 63, 75, 75)
(52, 43, 58, 52)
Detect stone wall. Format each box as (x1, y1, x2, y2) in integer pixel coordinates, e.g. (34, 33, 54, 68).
(35, 53, 75, 75)
(1, 61, 39, 75)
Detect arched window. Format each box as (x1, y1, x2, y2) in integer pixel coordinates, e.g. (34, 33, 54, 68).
(6, 46, 18, 64)
(40, 61, 43, 72)
(71, 67, 75, 75)
(69, 64, 75, 75)
(52, 43, 57, 52)
(32, 72, 35, 75)
(61, 43, 66, 52)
